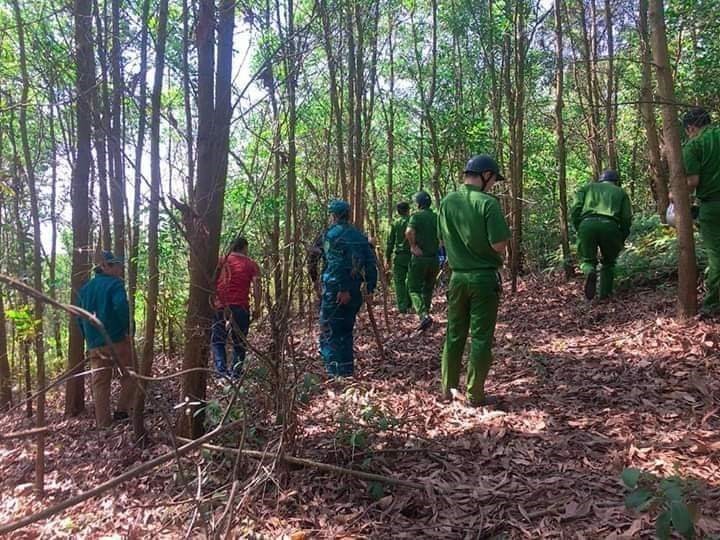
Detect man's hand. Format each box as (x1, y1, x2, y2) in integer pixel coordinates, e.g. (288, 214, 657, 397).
(411, 245, 423, 257)
(336, 291, 351, 305)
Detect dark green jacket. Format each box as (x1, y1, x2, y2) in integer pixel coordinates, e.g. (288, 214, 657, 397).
(571, 181, 632, 239)
(385, 215, 410, 261)
(77, 271, 130, 350)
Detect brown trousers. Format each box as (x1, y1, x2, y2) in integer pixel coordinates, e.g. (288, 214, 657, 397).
(89, 336, 135, 427)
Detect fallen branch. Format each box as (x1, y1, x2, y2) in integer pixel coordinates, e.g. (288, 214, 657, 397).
(179, 439, 426, 490)
(0, 419, 244, 535)
(0, 427, 50, 441)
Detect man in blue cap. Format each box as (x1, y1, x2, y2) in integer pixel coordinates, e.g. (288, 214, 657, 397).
(311, 200, 377, 377)
(77, 251, 135, 427)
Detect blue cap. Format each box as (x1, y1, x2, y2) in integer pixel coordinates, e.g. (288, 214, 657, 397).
(328, 199, 351, 217)
(101, 250, 124, 265)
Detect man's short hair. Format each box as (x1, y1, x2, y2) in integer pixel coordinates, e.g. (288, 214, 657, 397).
(396, 202, 410, 214)
(232, 236, 248, 252)
(683, 107, 711, 129)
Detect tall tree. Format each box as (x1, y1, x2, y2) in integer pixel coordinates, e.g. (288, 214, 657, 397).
(0, 194, 10, 409)
(109, 0, 125, 260)
(134, 0, 169, 441)
(555, 0, 572, 278)
(648, 0, 697, 318)
(638, 0, 670, 219)
(66, 0, 95, 415)
(13, 0, 46, 492)
(177, 0, 236, 438)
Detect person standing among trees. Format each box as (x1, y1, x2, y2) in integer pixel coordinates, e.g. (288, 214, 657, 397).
(385, 201, 412, 313)
(212, 236, 261, 378)
(438, 156, 510, 407)
(77, 251, 135, 428)
(681, 107, 720, 315)
(405, 191, 439, 330)
(312, 200, 377, 377)
(571, 169, 632, 300)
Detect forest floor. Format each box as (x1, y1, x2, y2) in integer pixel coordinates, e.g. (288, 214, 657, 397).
(2, 275, 720, 538)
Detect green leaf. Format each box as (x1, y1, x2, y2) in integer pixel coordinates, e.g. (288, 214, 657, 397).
(625, 489, 653, 510)
(660, 479, 683, 503)
(622, 468, 642, 489)
(670, 501, 695, 539)
(368, 481, 384, 501)
(656, 510, 671, 540)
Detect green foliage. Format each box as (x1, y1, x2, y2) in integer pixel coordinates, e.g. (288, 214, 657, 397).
(6, 305, 40, 340)
(621, 467, 699, 540)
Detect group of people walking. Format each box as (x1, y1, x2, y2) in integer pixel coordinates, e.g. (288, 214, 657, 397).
(76, 107, 720, 427)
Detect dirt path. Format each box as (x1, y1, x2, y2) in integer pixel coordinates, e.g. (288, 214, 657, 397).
(2, 276, 720, 538)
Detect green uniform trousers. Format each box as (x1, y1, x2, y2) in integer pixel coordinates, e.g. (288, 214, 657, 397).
(577, 217, 624, 298)
(441, 270, 500, 403)
(392, 253, 412, 313)
(407, 256, 439, 319)
(699, 201, 720, 311)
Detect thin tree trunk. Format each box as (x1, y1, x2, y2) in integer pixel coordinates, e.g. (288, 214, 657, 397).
(48, 85, 63, 361)
(385, 12, 395, 222)
(66, 0, 95, 416)
(13, 0, 46, 493)
(133, 0, 169, 442)
(604, 0, 617, 170)
(182, 0, 195, 199)
(93, 0, 112, 250)
(0, 193, 10, 410)
(648, 0, 697, 318)
(128, 0, 150, 336)
(555, 0, 573, 279)
(639, 0, 670, 219)
(109, 0, 125, 261)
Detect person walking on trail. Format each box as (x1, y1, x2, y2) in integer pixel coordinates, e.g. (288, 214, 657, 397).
(571, 169, 632, 301)
(438, 155, 510, 407)
(405, 191, 439, 330)
(681, 107, 720, 315)
(385, 201, 412, 313)
(77, 251, 135, 428)
(312, 200, 377, 377)
(212, 236, 261, 378)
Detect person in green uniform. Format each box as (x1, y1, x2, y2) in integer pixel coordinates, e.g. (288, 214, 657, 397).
(571, 169, 632, 300)
(681, 107, 720, 314)
(438, 155, 510, 406)
(385, 202, 412, 313)
(405, 191, 439, 330)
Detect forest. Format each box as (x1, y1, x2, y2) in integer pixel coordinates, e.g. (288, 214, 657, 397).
(1, 0, 719, 537)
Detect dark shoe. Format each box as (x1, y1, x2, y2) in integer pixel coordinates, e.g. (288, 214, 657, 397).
(439, 389, 452, 403)
(584, 271, 597, 300)
(419, 316, 433, 331)
(467, 395, 505, 410)
(113, 411, 129, 421)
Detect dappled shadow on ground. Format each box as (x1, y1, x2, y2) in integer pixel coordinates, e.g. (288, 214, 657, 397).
(2, 276, 720, 538)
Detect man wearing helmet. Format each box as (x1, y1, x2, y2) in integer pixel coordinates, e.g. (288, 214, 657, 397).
(681, 107, 720, 314)
(438, 155, 510, 406)
(313, 199, 378, 377)
(405, 190, 440, 330)
(385, 201, 412, 313)
(571, 169, 632, 300)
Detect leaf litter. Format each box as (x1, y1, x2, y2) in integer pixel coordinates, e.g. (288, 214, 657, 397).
(1, 276, 720, 538)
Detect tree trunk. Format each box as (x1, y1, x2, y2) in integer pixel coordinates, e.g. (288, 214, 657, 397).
(128, 0, 150, 336)
(66, 0, 95, 416)
(13, 0, 46, 493)
(639, 0, 670, 220)
(177, 0, 235, 438)
(109, 0, 125, 261)
(385, 13, 395, 223)
(0, 195, 10, 410)
(182, 0, 195, 199)
(555, 0, 573, 279)
(133, 0, 169, 442)
(648, 0, 697, 318)
(604, 0, 617, 170)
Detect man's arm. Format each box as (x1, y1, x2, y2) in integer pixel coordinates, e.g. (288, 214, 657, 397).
(385, 222, 395, 262)
(487, 198, 512, 256)
(620, 193, 632, 240)
(570, 186, 587, 231)
(111, 281, 131, 337)
(687, 175, 700, 190)
(405, 226, 422, 257)
(492, 239, 509, 254)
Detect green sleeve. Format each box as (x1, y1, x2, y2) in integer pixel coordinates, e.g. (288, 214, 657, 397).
(620, 192, 632, 240)
(486, 198, 511, 245)
(570, 185, 587, 231)
(682, 138, 702, 176)
(385, 222, 395, 261)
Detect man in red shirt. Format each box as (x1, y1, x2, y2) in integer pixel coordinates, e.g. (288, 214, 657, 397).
(212, 236, 261, 377)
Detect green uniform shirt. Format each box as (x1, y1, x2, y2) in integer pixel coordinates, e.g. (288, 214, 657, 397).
(683, 126, 720, 202)
(438, 184, 511, 271)
(385, 215, 410, 260)
(571, 181, 632, 238)
(407, 208, 439, 258)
